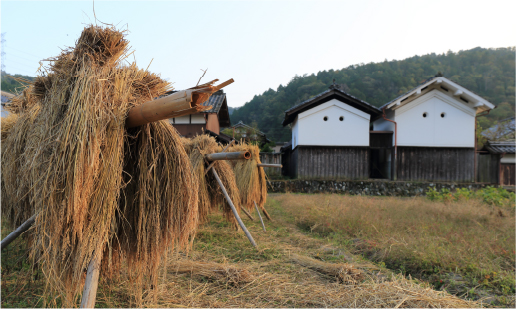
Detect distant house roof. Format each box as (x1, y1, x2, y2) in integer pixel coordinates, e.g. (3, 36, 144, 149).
(380, 76, 495, 113)
(484, 141, 516, 154)
(231, 121, 265, 136)
(164, 89, 231, 127)
(482, 117, 515, 141)
(282, 84, 381, 126)
(205, 129, 234, 145)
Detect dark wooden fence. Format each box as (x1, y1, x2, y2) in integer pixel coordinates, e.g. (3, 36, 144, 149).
(291, 146, 369, 180)
(259, 152, 282, 178)
(396, 147, 475, 182)
(476, 153, 499, 184)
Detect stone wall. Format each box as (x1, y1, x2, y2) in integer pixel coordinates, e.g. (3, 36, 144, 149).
(267, 179, 497, 197)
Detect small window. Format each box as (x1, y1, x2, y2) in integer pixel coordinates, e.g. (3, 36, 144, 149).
(441, 112, 446, 118)
(422, 112, 428, 118)
(339, 116, 344, 121)
(460, 97, 469, 103)
(323, 116, 328, 121)
(440, 86, 449, 91)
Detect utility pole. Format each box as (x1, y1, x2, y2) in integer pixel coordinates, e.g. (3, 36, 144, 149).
(1, 32, 6, 73)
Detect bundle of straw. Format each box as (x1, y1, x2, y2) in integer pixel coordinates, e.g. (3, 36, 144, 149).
(182, 135, 241, 226)
(291, 254, 364, 284)
(1, 25, 199, 307)
(228, 142, 270, 219)
(171, 259, 254, 286)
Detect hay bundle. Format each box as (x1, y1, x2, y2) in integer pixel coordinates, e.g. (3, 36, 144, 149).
(0, 112, 19, 143)
(171, 259, 254, 286)
(291, 254, 364, 284)
(228, 142, 269, 218)
(182, 135, 241, 226)
(1, 25, 198, 306)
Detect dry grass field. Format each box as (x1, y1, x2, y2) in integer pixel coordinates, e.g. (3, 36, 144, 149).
(1, 193, 514, 307)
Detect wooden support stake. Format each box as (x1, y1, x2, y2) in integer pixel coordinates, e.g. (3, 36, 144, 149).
(254, 201, 266, 232)
(262, 208, 272, 221)
(1, 214, 36, 250)
(241, 207, 255, 221)
(80, 253, 102, 308)
(205, 140, 234, 175)
(211, 168, 257, 248)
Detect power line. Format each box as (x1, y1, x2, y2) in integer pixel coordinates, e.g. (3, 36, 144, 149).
(4, 46, 41, 59)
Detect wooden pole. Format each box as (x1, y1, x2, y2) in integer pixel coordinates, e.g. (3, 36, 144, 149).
(241, 207, 255, 221)
(205, 140, 235, 175)
(211, 168, 257, 248)
(254, 201, 266, 232)
(262, 208, 272, 221)
(1, 214, 36, 250)
(80, 253, 102, 308)
(205, 151, 250, 162)
(257, 163, 282, 168)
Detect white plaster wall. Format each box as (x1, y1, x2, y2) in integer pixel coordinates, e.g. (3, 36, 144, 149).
(294, 99, 370, 147)
(191, 114, 206, 124)
(174, 116, 190, 124)
(501, 154, 516, 164)
(372, 109, 395, 132)
(395, 90, 475, 147)
(291, 118, 299, 149)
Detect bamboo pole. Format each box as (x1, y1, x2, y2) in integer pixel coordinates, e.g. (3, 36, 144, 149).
(211, 168, 257, 248)
(241, 207, 255, 221)
(80, 253, 102, 308)
(205, 140, 235, 175)
(205, 151, 250, 162)
(254, 201, 266, 232)
(1, 214, 36, 250)
(257, 163, 282, 168)
(125, 78, 234, 128)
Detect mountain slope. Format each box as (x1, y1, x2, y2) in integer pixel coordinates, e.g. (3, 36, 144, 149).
(231, 47, 515, 142)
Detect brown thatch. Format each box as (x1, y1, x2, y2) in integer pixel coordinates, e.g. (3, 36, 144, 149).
(1, 25, 199, 307)
(228, 142, 268, 215)
(291, 254, 364, 284)
(170, 259, 254, 287)
(182, 135, 241, 226)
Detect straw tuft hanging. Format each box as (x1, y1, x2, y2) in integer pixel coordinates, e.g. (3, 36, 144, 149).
(1, 25, 199, 307)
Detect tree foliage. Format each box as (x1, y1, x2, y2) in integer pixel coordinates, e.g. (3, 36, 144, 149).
(231, 47, 515, 142)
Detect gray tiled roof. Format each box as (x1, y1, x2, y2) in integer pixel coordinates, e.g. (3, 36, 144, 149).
(485, 141, 516, 154)
(379, 76, 436, 110)
(380, 76, 493, 110)
(200, 91, 226, 114)
(285, 86, 379, 114)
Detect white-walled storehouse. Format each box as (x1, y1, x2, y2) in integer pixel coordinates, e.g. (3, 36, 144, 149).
(282, 85, 380, 179)
(373, 76, 495, 182)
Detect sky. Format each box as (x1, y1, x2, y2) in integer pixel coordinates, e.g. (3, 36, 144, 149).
(1, 0, 515, 107)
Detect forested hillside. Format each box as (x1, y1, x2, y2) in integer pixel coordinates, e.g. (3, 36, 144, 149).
(1, 71, 35, 94)
(231, 47, 515, 142)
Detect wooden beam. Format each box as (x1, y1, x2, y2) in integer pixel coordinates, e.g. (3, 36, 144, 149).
(254, 201, 266, 232)
(211, 168, 257, 248)
(80, 253, 102, 308)
(1, 214, 36, 250)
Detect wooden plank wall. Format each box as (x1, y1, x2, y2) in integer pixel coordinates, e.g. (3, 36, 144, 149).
(295, 146, 369, 180)
(397, 147, 474, 182)
(476, 153, 499, 184)
(501, 164, 515, 186)
(259, 153, 282, 177)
